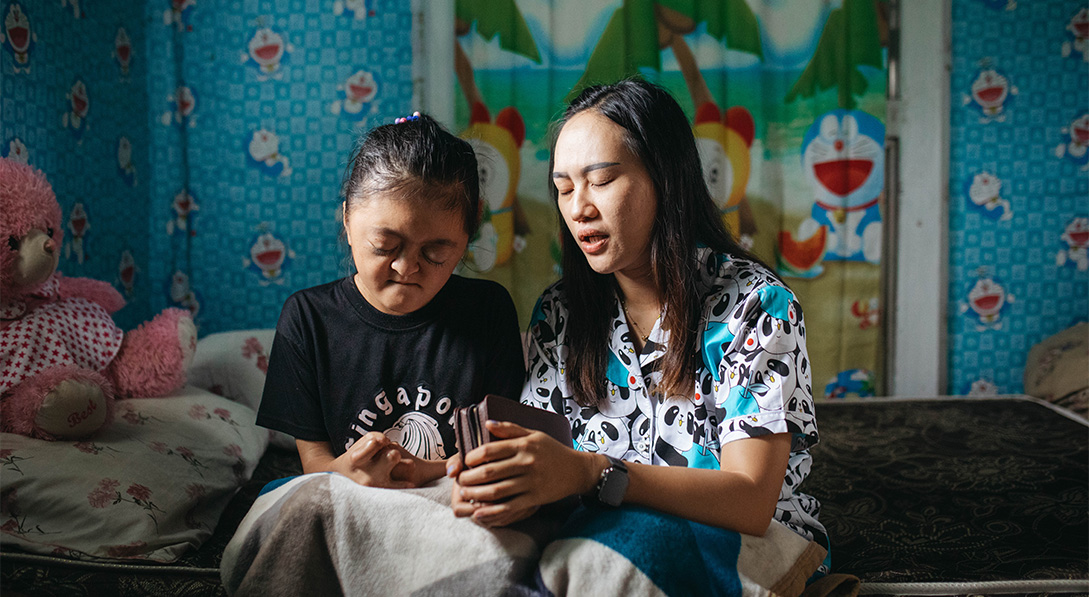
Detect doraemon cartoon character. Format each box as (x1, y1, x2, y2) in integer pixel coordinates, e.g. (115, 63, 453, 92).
(976, 0, 1016, 10)
(117, 250, 137, 296)
(1061, 8, 1087, 61)
(797, 110, 884, 264)
(241, 27, 293, 81)
(166, 189, 198, 236)
(330, 69, 378, 120)
(168, 270, 201, 317)
(114, 27, 131, 76)
(823, 369, 875, 399)
(243, 229, 294, 284)
(3, 137, 28, 163)
(965, 171, 1012, 221)
(161, 86, 196, 127)
(62, 80, 90, 140)
(60, 0, 82, 19)
(1054, 112, 1088, 169)
(850, 297, 880, 330)
(163, 0, 195, 31)
(778, 219, 827, 279)
(333, 0, 373, 21)
(967, 379, 999, 397)
(959, 271, 1015, 331)
(1056, 217, 1089, 271)
(247, 129, 292, 177)
(1, 3, 36, 73)
(460, 103, 525, 272)
(65, 202, 89, 264)
(117, 136, 137, 187)
(962, 64, 1018, 123)
(693, 103, 755, 245)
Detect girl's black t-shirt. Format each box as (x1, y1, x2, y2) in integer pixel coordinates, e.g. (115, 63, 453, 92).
(256, 275, 525, 459)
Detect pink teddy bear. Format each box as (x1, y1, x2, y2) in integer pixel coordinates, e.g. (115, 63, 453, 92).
(1, 158, 197, 440)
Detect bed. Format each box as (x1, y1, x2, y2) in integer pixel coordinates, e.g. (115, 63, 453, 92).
(2, 330, 1087, 596)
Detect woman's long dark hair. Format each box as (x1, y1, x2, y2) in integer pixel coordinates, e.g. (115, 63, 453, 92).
(550, 79, 765, 406)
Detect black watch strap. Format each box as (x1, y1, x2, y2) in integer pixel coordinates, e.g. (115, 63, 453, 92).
(595, 455, 629, 507)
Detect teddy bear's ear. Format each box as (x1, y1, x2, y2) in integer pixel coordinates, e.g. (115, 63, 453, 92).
(0, 157, 62, 240)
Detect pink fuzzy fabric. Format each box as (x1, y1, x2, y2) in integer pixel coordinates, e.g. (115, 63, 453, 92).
(0, 366, 114, 440)
(0, 158, 63, 298)
(109, 308, 191, 398)
(57, 273, 126, 314)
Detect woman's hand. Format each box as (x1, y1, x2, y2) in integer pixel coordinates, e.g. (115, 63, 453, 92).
(452, 420, 601, 527)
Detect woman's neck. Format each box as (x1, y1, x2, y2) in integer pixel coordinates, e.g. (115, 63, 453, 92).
(614, 271, 661, 313)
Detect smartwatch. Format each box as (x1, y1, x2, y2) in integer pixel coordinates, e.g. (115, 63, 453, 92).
(595, 455, 629, 507)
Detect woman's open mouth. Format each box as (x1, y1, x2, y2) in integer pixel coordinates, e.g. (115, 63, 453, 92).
(578, 231, 609, 255)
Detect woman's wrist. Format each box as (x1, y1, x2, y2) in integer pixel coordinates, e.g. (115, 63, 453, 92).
(579, 451, 610, 496)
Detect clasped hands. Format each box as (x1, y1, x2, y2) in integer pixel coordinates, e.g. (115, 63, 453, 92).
(335, 431, 447, 489)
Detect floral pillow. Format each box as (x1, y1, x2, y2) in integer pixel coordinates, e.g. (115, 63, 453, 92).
(0, 387, 268, 562)
(187, 329, 295, 450)
(1023, 322, 1089, 418)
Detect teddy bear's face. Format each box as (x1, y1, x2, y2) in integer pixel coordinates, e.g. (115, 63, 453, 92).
(7, 226, 60, 294)
(0, 158, 65, 299)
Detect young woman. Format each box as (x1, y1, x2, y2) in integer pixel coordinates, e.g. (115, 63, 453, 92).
(451, 80, 828, 569)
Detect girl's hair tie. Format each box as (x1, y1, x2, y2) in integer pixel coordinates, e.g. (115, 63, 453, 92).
(394, 111, 421, 124)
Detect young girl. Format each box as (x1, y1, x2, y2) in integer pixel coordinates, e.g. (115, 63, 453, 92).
(451, 80, 829, 575)
(256, 112, 525, 488)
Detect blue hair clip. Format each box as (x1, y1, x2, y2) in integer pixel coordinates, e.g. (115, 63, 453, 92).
(394, 111, 421, 124)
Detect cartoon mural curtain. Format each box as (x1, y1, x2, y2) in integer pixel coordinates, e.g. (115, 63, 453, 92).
(453, 0, 890, 399)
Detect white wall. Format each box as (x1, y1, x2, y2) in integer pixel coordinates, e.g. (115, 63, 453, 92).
(892, 0, 950, 396)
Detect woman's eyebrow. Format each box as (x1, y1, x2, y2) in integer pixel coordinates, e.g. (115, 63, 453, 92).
(552, 161, 621, 179)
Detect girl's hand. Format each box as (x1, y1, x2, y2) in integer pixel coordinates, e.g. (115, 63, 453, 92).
(335, 432, 413, 489)
(387, 442, 447, 486)
(454, 420, 599, 526)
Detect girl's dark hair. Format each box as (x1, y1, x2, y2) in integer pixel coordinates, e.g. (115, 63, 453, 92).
(550, 78, 768, 406)
(342, 113, 480, 237)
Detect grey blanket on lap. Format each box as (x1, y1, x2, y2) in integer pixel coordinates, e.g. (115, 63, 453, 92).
(221, 473, 827, 597)
(221, 474, 557, 596)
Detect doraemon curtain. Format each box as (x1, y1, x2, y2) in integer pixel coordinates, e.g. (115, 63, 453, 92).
(453, 0, 890, 399)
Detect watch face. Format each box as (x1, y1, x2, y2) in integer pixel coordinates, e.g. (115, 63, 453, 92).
(598, 466, 630, 507)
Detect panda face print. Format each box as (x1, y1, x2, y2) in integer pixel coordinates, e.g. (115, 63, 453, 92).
(657, 400, 697, 453)
(709, 277, 743, 320)
(786, 385, 814, 418)
(631, 413, 652, 460)
(600, 380, 637, 418)
(577, 412, 630, 455)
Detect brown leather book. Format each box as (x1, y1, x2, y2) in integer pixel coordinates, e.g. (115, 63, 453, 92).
(454, 394, 573, 464)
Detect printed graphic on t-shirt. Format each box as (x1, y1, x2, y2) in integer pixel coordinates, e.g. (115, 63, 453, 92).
(346, 384, 453, 459)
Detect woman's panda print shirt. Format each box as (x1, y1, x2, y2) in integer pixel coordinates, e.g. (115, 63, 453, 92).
(520, 248, 827, 547)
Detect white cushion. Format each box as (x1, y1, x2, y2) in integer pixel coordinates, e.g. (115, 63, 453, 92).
(0, 387, 268, 562)
(187, 329, 295, 450)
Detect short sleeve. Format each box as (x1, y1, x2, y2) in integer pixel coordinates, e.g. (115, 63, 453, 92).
(255, 297, 328, 442)
(520, 285, 569, 415)
(712, 284, 818, 450)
